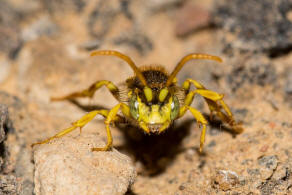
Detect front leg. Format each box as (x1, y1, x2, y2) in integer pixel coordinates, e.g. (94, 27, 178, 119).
(179, 105, 208, 152)
(91, 103, 130, 151)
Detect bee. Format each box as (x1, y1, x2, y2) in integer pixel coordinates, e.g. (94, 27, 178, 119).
(32, 50, 243, 152)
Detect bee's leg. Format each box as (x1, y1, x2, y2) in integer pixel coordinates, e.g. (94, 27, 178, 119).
(51, 80, 119, 101)
(179, 105, 208, 152)
(179, 89, 223, 117)
(182, 79, 243, 133)
(92, 103, 129, 151)
(178, 90, 219, 152)
(31, 110, 124, 147)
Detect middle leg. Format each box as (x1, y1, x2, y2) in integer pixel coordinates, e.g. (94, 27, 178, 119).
(179, 105, 208, 152)
(51, 80, 119, 101)
(182, 79, 243, 133)
(92, 103, 130, 151)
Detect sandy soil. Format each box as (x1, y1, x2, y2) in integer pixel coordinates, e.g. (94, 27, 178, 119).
(0, 0, 292, 194)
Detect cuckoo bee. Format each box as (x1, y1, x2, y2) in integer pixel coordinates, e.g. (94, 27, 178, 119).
(32, 50, 243, 152)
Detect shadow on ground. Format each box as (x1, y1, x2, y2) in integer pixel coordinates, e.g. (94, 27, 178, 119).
(69, 99, 240, 176)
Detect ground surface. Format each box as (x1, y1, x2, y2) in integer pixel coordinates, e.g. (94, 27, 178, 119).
(0, 0, 292, 194)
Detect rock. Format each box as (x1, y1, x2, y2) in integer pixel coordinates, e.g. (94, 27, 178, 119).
(257, 161, 292, 195)
(113, 32, 153, 55)
(33, 133, 136, 195)
(0, 92, 35, 194)
(0, 56, 11, 83)
(214, 0, 292, 53)
(212, 169, 240, 191)
(0, 174, 18, 195)
(21, 16, 58, 42)
(272, 163, 290, 181)
(257, 155, 278, 170)
(0, 1, 21, 58)
(80, 40, 101, 51)
(42, 0, 86, 13)
(175, 3, 211, 36)
(257, 155, 278, 180)
(7, 0, 41, 15)
(146, 0, 182, 12)
(284, 67, 292, 95)
(227, 55, 276, 91)
(87, 0, 121, 39)
(0, 104, 9, 143)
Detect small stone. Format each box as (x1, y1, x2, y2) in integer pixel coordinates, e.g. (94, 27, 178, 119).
(259, 145, 269, 153)
(146, 0, 182, 11)
(258, 155, 278, 170)
(42, 0, 86, 13)
(272, 164, 289, 181)
(175, 3, 211, 36)
(7, 0, 41, 14)
(227, 55, 276, 91)
(207, 140, 216, 148)
(0, 57, 11, 83)
(212, 169, 240, 191)
(284, 68, 292, 95)
(178, 184, 185, 190)
(184, 148, 196, 161)
(0, 104, 9, 143)
(257, 155, 278, 180)
(0, 1, 21, 57)
(214, 0, 292, 53)
(80, 40, 101, 51)
(21, 16, 58, 42)
(113, 32, 153, 55)
(33, 133, 136, 195)
(247, 169, 260, 177)
(87, 0, 120, 39)
(0, 174, 18, 194)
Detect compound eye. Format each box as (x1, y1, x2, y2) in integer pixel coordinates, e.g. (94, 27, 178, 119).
(129, 94, 139, 119)
(170, 95, 179, 120)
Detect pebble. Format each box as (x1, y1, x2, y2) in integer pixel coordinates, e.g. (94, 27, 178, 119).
(33, 133, 136, 195)
(212, 169, 240, 191)
(175, 3, 211, 36)
(284, 68, 292, 95)
(257, 155, 278, 180)
(21, 16, 58, 42)
(0, 105, 9, 143)
(146, 0, 182, 11)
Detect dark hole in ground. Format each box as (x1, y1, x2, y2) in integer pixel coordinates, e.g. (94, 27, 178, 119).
(268, 45, 292, 58)
(116, 119, 193, 176)
(125, 188, 138, 195)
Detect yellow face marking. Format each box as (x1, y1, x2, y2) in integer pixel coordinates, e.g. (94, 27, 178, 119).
(159, 88, 169, 102)
(143, 87, 153, 102)
(137, 96, 173, 124)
